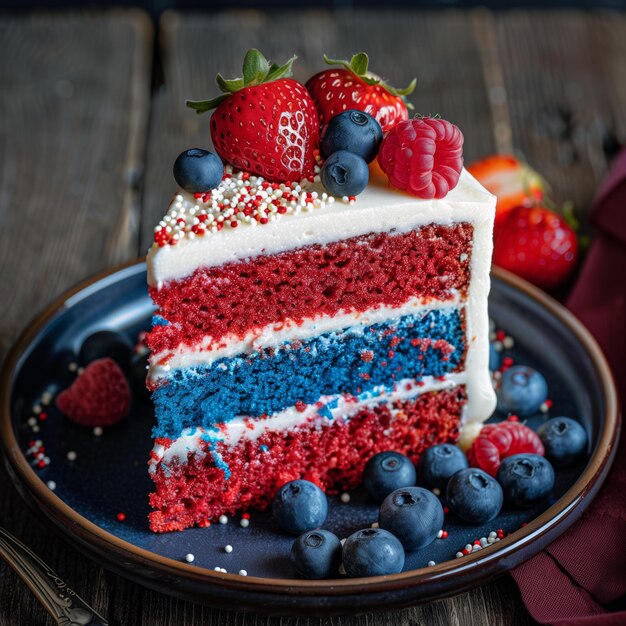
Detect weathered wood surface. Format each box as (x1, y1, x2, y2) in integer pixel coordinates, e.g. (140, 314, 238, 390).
(3, 7, 626, 625)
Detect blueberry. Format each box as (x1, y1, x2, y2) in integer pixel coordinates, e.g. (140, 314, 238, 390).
(79, 331, 133, 368)
(320, 150, 369, 197)
(417, 444, 468, 490)
(173, 149, 223, 193)
(363, 451, 416, 502)
(379, 487, 444, 550)
(497, 454, 555, 507)
(320, 110, 383, 163)
(272, 480, 328, 534)
(497, 365, 548, 416)
(342, 528, 405, 577)
(538, 417, 588, 467)
(446, 468, 503, 524)
(489, 342, 501, 371)
(290, 529, 342, 579)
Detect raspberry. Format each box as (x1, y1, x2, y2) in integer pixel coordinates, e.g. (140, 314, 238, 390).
(56, 357, 131, 427)
(377, 117, 464, 199)
(467, 421, 544, 476)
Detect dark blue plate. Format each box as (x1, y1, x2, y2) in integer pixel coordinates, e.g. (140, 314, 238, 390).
(0, 262, 619, 614)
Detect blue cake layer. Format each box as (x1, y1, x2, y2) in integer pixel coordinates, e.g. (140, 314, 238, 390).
(152, 307, 466, 440)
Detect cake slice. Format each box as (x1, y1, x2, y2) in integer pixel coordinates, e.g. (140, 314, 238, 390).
(145, 163, 496, 532)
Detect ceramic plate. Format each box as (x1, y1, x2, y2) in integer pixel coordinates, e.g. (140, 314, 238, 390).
(0, 263, 619, 613)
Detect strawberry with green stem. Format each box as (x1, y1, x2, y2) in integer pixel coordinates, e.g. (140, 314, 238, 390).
(306, 53, 417, 134)
(187, 49, 319, 182)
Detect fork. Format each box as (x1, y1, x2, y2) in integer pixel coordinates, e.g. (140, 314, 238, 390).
(0, 526, 108, 625)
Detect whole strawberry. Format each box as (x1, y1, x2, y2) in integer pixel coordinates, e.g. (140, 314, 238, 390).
(493, 205, 579, 290)
(56, 357, 131, 427)
(187, 49, 319, 182)
(306, 53, 416, 134)
(377, 117, 464, 199)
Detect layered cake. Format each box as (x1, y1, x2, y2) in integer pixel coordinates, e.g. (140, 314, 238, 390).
(145, 50, 496, 532)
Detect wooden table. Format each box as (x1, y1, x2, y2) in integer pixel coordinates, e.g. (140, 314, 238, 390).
(1, 8, 624, 625)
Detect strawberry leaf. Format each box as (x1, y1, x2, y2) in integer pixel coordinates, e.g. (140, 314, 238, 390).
(265, 55, 297, 82)
(186, 94, 230, 114)
(242, 48, 270, 86)
(216, 74, 245, 94)
(350, 52, 369, 76)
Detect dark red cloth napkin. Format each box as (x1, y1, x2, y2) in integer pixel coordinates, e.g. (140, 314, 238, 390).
(510, 150, 626, 625)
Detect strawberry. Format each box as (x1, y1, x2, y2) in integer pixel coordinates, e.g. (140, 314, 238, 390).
(467, 154, 545, 226)
(56, 358, 131, 427)
(467, 420, 545, 476)
(306, 53, 416, 134)
(493, 204, 579, 290)
(187, 49, 319, 182)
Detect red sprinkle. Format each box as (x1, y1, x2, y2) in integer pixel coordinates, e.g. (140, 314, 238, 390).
(116, 513, 126, 522)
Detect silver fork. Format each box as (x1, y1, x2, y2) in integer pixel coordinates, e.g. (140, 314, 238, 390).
(0, 526, 108, 625)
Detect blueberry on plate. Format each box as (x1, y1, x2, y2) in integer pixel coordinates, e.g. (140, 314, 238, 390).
(173, 148, 224, 193)
(363, 451, 416, 502)
(417, 444, 468, 490)
(446, 468, 503, 524)
(320, 150, 369, 197)
(538, 417, 588, 467)
(379, 486, 444, 550)
(320, 110, 383, 163)
(489, 342, 501, 371)
(290, 529, 342, 579)
(497, 453, 555, 507)
(79, 330, 133, 369)
(497, 365, 548, 416)
(342, 528, 405, 577)
(272, 480, 328, 534)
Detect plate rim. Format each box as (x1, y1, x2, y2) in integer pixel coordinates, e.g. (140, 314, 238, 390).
(0, 260, 621, 599)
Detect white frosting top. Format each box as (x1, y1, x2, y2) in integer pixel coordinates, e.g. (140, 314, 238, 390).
(146, 166, 494, 287)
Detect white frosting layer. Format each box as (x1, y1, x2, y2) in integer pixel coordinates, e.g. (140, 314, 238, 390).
(148, 293, 461, 380)
(149, 374, 466, 472)
(147, 167, 496, 423)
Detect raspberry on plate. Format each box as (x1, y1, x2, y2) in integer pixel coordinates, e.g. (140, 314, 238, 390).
(55, 357, 131, 427)
(377, 117, 464, 199)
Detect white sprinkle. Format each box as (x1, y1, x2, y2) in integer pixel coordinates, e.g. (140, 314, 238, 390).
(32, 425, 40, 433)
(66, 451, 77, 461)
(214, 566, 221, 571)
(240, 518, 249, 528)
(93, 427, 103, 437)
(472, 544, 481, 552)
(224, 544, 233, 553)
(219, 514, 228, 525)
(460, 253, 468, 262)
(480, 537, 488, 547)
(185, 553, 195, 563)
(238, 569, 247, 576)
(540, 402, 550, 413)
(432, 487, 441, 497)
(47, 480, 56, 490)
(77, 367, 85, 375)
(27, 417, 37, 427)
(494, 340, 503, 352)
(427, 560, 436, 567)
(465, 544, 472, 552)
(371, 522, 379, 529)
(41, 391, 53, 405)
(456, 551, 464, 558)
(437, 530, 444, 539)
(32, 404, 42, 414)
(340, 492, 350, 503)
(503, 336, 515, 349)
(340, 538, 346, 546)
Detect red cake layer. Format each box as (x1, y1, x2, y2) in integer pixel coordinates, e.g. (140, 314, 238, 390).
(147, 224, 473, 355)
(149, 386, 466, 532)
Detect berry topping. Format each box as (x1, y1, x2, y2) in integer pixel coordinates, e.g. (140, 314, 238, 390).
(272, 479, 328, 534)
(320, 150, 369, 197)
(187, 49, 319, 182)
(417, 444, 469, 490)
(320, 110, 383, 163)
(496, 454, 555, 507)
(493, 205, 579, 290)
(538, 417, 588, 466)
(306, 52, 416, 134)
(342, 528, 405, 577)
(363, 451, 417, 503)
(79, 330, 133, 369)
(467, 420, 545, 476)
(377, 117, 464, 199)
(467, 154, 545, 226)
(290, 529, 342, 579)
(497, 365, 548, 416)
(173, 149, 223, 193)
(379, 487, 444, 550)
(55, 357, 131, 427)
(446, 468, 503, 524)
